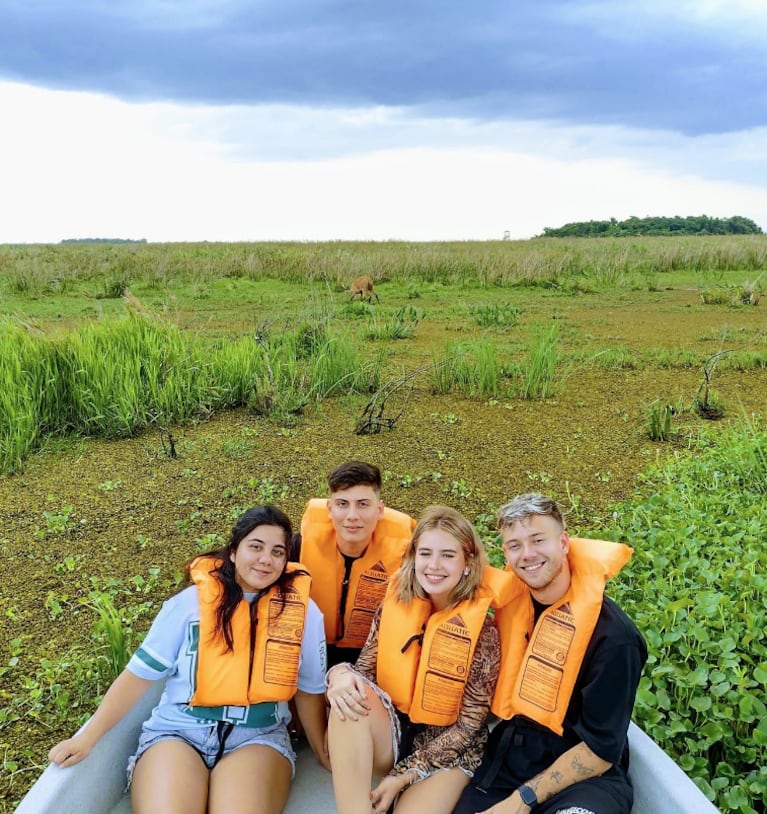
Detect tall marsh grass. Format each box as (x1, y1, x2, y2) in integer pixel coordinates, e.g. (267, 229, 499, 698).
(57, 318, 212, 437)
(210, 336, 270, 407)
(0, 315, 384, 473)
(0, 323, 62, 473)
(645, 400, 675, 441)
(310, 337, 384, 396)
(3, 236, 767, 295)
(430, 340, 502, 398)
(521, 323, 559, 399)
(85, 591, 131, 680)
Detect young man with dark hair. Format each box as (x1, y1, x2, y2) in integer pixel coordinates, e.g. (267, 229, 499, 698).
(293, 460, 415, 667)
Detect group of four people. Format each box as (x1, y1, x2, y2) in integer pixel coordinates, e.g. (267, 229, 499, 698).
(50, 460, 646, 814)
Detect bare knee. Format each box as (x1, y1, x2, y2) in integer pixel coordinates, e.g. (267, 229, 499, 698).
(328, 707, 373, 744)
(131, 741, 208, 814)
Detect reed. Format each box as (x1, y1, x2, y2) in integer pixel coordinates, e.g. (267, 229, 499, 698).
(310, 335, 383, 396)
(3, 236, 767, 296)
(25, 313, 378, 433)
(0, 315, 287, 471)
(430, 342, 471, 395)
(249, 338, 308, 417)
(210, 336, 269, 407)
(85, 591, 130, 681)
(429, 340, 501, 398)
(520, 323, 559, 399)
(645, 400, 675, 441)
(56, 316, 211, 437)
(0, 323, 62, 472)
(473, 340, 502, 398)
(430, 344, 457, 395)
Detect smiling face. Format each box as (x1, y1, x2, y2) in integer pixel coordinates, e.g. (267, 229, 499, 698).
(501, 513, 571, 604)
(327, 484, 384, 556)
(414, 528, 467, 611)
(230, 524, 289, 593)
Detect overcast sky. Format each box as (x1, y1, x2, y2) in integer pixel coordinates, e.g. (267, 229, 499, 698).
(1, 0, 766, 243)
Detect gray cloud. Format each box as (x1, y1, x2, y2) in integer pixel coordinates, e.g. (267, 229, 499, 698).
(1, 0, 765, 135)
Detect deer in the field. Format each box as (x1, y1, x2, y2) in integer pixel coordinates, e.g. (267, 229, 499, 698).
(349, 275, 380, 303)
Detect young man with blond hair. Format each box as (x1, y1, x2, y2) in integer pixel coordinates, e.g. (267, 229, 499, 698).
(453, 493, 646, 814)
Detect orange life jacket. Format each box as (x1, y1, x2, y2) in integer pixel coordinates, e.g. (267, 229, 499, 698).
(377, 566, 515, 726)
(299, 498, 415, 648)
(188, 558, 311, 706)
(491, 537, 632, 734)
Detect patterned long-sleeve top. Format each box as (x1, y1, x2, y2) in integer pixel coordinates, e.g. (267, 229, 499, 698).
(354, 605, 501, 780)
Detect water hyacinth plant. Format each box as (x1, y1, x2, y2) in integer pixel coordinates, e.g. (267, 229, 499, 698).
(607, 418, 767, 811)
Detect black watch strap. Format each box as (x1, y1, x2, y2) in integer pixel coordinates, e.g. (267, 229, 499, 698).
(518, 784, 538, 806)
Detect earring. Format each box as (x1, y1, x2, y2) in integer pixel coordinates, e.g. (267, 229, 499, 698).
(463, 567, 470, 575)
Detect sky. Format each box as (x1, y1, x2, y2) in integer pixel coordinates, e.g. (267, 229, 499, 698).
(1, 0, 766, 243)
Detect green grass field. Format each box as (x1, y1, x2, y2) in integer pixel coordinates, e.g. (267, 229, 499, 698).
(1, 237, 765, 812)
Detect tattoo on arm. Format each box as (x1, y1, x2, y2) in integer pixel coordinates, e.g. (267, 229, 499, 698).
(571, 754, 593, 778)
(549, 770, 564, 784)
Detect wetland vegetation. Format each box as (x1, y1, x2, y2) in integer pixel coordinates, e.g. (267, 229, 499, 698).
(1, 237, 766, 812)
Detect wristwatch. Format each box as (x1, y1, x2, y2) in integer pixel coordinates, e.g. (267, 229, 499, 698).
(517, 784, 538, 807)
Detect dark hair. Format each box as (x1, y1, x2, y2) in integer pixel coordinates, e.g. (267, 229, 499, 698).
(327, 460, 382, 495)
(186, 505, 305, 651)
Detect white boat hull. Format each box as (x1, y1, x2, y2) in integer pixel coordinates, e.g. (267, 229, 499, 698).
(15, 682, 719, 814)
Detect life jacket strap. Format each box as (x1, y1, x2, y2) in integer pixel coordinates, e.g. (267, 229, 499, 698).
(214, 720, 234, 766)
(400, 624, 426, 654)
(475, 722, 523, 792)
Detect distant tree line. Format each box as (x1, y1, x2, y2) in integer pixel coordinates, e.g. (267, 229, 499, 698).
(60, 238, 148, 244)
(539, 215, 763, 238)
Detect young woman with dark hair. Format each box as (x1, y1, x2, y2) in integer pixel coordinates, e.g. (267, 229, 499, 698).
(49, 505, 329, 814)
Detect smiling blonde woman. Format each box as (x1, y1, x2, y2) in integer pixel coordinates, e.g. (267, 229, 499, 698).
(325, 505, 514, 814)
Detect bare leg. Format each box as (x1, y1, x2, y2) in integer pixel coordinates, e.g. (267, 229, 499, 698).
(131, 740, 208, 814)
(394, 768, 470, 814)
(328, 692, 395, 814)
(209, 744, 292, 814)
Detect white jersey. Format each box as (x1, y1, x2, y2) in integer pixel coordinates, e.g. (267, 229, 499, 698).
(127, 584, 326, 730)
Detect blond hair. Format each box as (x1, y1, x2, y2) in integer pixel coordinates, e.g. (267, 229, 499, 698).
(396, 505, 487, 608)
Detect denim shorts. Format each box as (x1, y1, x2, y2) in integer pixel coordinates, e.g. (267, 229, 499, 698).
(126, 720, 297, 786)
